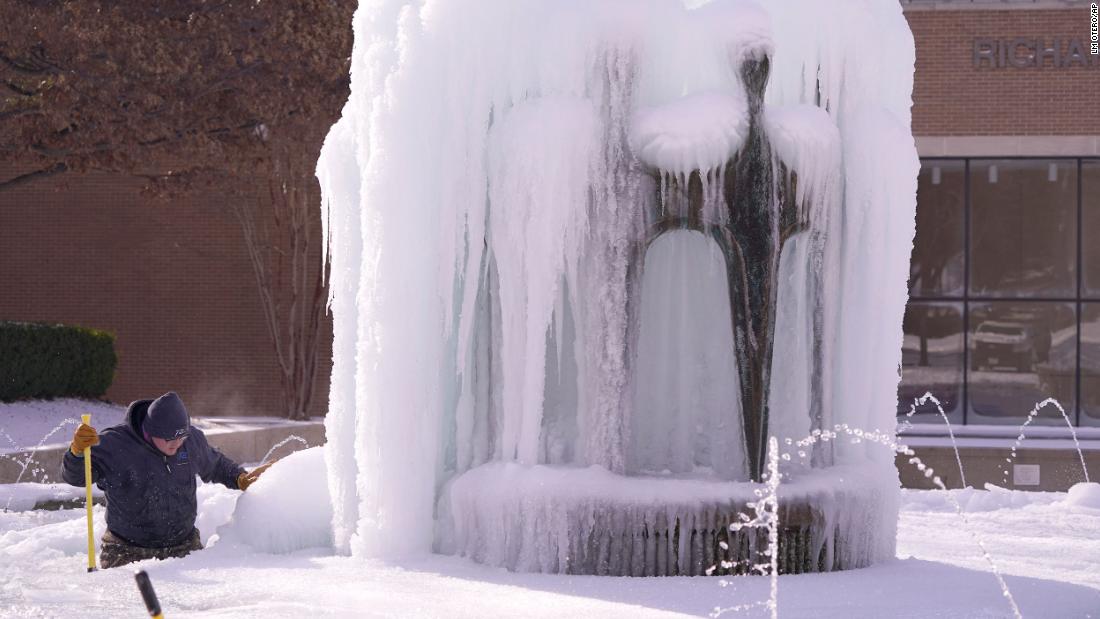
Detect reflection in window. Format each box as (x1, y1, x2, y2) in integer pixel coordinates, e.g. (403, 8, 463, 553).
(903, 157, 1098, 426)
(897, 303, 963, 424)
(967, 302, 1075, 425)
(910, 161, 964, 297)
(1080, 304, 1100, 427)
(1083, 161, 1100, 297)
(970, 160, 1077, 297)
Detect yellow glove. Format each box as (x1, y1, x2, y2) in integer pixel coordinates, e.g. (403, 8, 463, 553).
(237, 460, 276, 491)
(70, 423, 99, 456)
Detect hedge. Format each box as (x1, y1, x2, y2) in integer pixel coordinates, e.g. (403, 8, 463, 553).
(0, 321, 117, 402)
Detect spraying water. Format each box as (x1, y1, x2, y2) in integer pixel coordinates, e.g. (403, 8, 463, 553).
(259, 435, 311, 466)
(705, 426, 1025, 619)
(1, 419, 80, 512)
(899, 392, 968, 488)
(1000, 398, 1091, 485)
(896, 392, 1090, 488)
(0, 429, 22, 452)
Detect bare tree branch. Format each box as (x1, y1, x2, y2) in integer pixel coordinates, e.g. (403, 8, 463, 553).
(0, 107, 44, 121)
(4, 79, 37, 96)
(0, 0, 353, 418)
(0, 161, 67, 191)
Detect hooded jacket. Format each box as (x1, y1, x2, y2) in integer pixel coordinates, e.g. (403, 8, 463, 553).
(62, 399, 244, 548)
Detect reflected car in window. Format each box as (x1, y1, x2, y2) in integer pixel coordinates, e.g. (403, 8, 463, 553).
(970, 320, 1051, 373)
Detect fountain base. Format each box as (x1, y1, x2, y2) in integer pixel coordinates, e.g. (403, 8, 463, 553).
(438, 462, 897, 576)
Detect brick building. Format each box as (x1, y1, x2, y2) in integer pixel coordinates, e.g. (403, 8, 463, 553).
(0, 167, 332, 419)
(900, 0, 1100, 431)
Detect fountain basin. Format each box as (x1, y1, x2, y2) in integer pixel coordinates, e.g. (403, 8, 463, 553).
(439, 462, 897, 576)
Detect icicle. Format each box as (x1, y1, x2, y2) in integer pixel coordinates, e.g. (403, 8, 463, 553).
(323, 0, 918, 571)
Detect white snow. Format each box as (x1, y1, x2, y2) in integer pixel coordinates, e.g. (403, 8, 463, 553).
(1065, 482, 1100, 510)
(1, 482, 1099, 617)
(0, 399, 125, 455)
(631, 93, 749, 176)
(896, 487, 1100, 594)
(0, 482, 103, 512)
(899, 483, 1064, 513)
(216, 447, 333, 554)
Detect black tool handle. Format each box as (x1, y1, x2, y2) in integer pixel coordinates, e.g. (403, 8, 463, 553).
(134, 570, 163, 617)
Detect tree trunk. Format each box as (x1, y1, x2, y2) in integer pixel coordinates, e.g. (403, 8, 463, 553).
(233, 171, 328, 420)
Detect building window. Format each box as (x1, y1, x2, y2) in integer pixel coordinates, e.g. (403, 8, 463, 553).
(969, 160, 1077, 298)
(1077, 304, 1100, 428)
(1082, 161, 1100, 297)
(909, 161, 965, 297)
(898, 302, 964, 423)
(967, 301, 1075, 425)
(901, 157, 1100, 427)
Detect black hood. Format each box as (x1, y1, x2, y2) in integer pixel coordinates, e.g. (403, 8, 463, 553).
(124, 399, 154, 437)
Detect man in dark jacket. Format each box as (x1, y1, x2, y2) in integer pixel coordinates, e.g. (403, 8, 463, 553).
(62, 391, 270, 568)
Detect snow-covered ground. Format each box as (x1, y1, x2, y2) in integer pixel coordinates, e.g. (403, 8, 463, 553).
(0, 399, 125, 455)
(2, 452, 1098, 618)
(4, 404, 1098, 616)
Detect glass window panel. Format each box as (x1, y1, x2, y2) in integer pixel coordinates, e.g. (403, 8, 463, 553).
(967, 301, 1076, 425)
(1083, 161, 1100, 297)
(1080, 303, 1100, 427)
(897, 302, 964, 426)
(909, 160, 965, 297)
(969, 160, 1077, 298)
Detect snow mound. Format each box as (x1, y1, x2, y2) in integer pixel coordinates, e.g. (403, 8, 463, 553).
(218, 447, 332, 554)
(899, 484, 1063, 513)
(1065, 482, 1100, 510)
(631, 92, 749, 175)
(0, 483, 103, 512)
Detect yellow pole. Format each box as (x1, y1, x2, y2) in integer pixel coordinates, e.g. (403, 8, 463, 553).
(81, 413, 96, 572)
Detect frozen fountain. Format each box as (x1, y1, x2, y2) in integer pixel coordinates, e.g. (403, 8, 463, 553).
(317, 0, 919, 576)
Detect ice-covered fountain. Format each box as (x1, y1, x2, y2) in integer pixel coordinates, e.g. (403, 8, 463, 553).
(317, 0, 918, 576)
